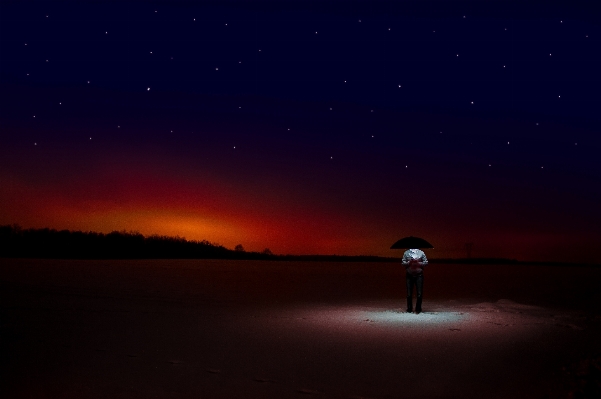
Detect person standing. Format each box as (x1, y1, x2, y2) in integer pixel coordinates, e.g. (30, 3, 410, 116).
(402, 248, 428, 313)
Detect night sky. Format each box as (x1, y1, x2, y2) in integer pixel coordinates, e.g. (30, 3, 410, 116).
(1, 1, 600, 263)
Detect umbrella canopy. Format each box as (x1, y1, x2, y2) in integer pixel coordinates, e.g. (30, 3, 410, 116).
(390, 236, 434, 249)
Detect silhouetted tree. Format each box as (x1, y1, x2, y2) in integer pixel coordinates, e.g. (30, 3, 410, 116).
(3, 225, 489, 263)
(0, 225, 233, 259)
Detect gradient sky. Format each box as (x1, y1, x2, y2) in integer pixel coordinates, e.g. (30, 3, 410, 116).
(1, 1, 600, 262)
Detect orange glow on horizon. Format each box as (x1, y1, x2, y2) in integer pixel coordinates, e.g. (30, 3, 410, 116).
(3, 153, 600, 262)
(0, 164, 381, 255)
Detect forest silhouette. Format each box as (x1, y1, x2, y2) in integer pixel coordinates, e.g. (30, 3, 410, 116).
(0, 225, 528, 263)
(0, 225, 395, 261)
(0, 225, 240, 260)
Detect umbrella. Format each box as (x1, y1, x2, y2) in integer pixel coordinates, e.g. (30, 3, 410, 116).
(390, 236, 434, 249)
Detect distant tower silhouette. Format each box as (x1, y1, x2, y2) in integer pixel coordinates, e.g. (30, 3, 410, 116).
(465, 243, 473, 259)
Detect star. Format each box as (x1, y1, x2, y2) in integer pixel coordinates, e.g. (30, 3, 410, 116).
(147, 87, 150, 91)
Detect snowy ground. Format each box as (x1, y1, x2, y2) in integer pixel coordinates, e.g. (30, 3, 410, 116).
(1, 259, 600, 398)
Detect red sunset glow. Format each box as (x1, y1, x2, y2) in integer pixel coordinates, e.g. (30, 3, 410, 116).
(1, 0, 600, 263)
(2, 144, 599, 262)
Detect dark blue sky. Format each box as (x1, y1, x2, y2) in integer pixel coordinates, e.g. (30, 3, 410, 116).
(1, 1, 600, 262)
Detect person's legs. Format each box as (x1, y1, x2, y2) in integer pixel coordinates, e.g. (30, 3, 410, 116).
(415, 273, 424, 313)
(406, 273, 414, 312)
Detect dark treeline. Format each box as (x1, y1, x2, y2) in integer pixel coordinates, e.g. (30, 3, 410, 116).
(1, 225, 557, 264)
(0, 225, 270, 260)
(0, 225, 403, 261)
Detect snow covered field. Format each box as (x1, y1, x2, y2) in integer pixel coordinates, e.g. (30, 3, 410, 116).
(1, 259, 600, 398)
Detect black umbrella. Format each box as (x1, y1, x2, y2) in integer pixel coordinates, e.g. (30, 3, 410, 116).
(390, 236, 434, 249)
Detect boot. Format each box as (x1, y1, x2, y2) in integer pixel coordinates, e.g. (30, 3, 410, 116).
(415, 297, 423, 314)
(406, 297, 413, 313)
